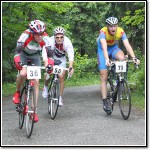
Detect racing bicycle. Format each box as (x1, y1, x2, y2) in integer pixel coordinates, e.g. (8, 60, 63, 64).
(106, 59, 138, 120)
(47, 64, 71, 120)
(16, 62, 45, 138)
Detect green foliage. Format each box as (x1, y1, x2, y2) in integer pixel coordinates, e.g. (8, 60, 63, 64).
(67, 2, 110, 56)
(121, 8, 145, 26)
(73, 50, 98, 78)
(127, 48, 145, 96)
(2, 2, 74, 83)
(2, 1, 145, 103)
(2, 82, 16, 97)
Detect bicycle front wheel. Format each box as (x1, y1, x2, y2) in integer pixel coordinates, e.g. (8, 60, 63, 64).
(118, 79, 131, 120)
(25, 87, 35, 138)
(48, 81, 60, 119)
(19, 86, 26, 129)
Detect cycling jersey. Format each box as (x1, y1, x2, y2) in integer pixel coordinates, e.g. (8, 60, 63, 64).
(16, 29, 51, 55)
(42, 36, 74, 68)
(99, 27, 127, 46)
(97, 26, 127, 70)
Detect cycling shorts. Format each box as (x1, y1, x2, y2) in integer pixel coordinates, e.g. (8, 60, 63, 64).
(20, 51, 41, 66)
(53, 55, 67, 68)
(97, 43, 122, 70)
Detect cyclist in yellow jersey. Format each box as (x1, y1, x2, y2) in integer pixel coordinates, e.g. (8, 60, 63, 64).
(97, 17, 140, 113)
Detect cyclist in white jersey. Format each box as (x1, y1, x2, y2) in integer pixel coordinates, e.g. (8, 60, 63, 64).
(12, 20, 54, 122)
(42, 27, 74, 106)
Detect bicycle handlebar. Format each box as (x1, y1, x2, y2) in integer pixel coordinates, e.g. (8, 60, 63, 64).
(110, 60, 139, 69)
(22, 65, 46, 69)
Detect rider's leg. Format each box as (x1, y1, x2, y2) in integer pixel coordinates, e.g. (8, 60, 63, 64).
(42, 73, 51, 98)
(44, 73, 51, 86)
(34, 79, 39, 108)
(58, 70, 66, 106)
(13, 67, 26, 104)
(100, 69, 108, 99)
(97, 43, 111, 111)
(30, 53, 41, 122)
(109, 44, 125, 61)
(114, 50, 125, 60)
(16, 68, 26, 91)
(31, 79, 39, 122)
(59, 70, 66, 96)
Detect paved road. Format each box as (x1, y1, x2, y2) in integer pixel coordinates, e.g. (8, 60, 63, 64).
(2, 85, 146, 146)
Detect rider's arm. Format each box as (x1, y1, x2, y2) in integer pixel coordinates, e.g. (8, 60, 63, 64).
(100, 39, 109, 60)
(122, 32, 140, 64)
(14, 32, 29, 55)
(123, 39, 136, 58)
(42, 36, 54, 67)
(65, 37, 74, 67)
(99, 32, 110, 65)
(64, 37, 74, 74)
(42, 45, 48, 66)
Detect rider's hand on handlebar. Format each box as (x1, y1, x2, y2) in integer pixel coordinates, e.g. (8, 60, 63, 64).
(68, 67, 74, 77)
(132, 57, 140, 65)
(46, 64, 53, 74)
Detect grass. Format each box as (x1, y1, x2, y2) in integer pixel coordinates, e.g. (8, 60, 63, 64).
(131, 92, 145, 111)
(2, 75, 145, 111)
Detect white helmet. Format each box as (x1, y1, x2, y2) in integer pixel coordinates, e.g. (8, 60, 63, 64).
(54, 27, 65, 36)
(29, 20, 46, 33)
(106, 17, 118, 25)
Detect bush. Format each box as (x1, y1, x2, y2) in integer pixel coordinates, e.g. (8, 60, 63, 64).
(127, 48, 145, 96)
(73, 51, 98, 78)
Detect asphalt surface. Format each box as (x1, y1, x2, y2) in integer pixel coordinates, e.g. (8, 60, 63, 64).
(2, 85, 146, 147)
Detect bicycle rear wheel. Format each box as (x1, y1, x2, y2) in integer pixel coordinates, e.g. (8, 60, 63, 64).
(25, 87, 35, 138)
(19, 86, 26, 129)
(118, 79, 131, 120)
(48, 81, 60, 119)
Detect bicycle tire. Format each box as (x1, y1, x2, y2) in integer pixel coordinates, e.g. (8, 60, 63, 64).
(19, 86, 26, 129)
(48, 80, 60, 119)
(118, 79, 131, 120)
(25, 86, 35, 138)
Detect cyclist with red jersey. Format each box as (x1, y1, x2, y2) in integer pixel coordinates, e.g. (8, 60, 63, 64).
(12, 20, 54, 122)
(97, 17, 140, 113)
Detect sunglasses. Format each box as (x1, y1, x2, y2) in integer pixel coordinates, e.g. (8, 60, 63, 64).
(55, 36, 64, 39)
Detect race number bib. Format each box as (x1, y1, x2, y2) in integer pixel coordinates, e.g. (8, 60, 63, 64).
(115, 61, 126, 73)
(52, 65, 63, 75)
(27, 66, 41, 79)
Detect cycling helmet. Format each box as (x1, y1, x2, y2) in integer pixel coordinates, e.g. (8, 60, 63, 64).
(106, 17, 118, 25)
(54, 27, 65, 36)
(29, 20, 46, 33)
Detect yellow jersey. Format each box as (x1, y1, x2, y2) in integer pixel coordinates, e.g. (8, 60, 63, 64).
(99, 27, 127, 46)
